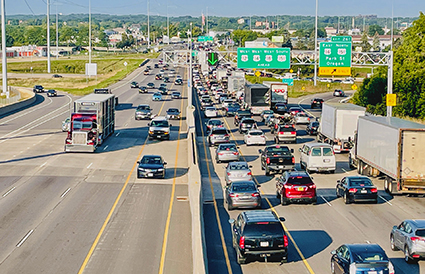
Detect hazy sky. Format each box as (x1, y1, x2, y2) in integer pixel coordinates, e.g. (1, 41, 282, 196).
(7, 0, 424, 18)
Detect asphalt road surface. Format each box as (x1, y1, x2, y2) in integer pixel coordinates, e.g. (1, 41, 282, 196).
(0, 59, 192, 274)
(196, 85, 425, 274)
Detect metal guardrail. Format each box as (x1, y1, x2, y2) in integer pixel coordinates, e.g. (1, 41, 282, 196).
(0, 87, 21, 106)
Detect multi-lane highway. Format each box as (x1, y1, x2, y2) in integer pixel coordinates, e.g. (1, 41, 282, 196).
(0, 60, 192, 274)
(195, 83, 425, 274)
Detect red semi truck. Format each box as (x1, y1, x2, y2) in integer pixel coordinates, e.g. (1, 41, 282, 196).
(65, 93, 115, 152)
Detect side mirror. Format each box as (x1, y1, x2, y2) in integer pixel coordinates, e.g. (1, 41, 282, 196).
(249, 165, 253, 168)
(291, 149, 294, 153)
(330, 250, 336, 255)
(256, 184, 261, 188)
(137, 161, 140, 164)
(258, 149, 263, 154)
(170, 124, 172, 127)
(147, 123, 151, 126)
(279, 217, 285, 222)
(298, 148, 302, 152)
(237, 146, 240, 149)
(393, 225, 397, 230)
(228, 219, 235, 224)
(164, 162, 167, 165)
(337, 180, 340, 183)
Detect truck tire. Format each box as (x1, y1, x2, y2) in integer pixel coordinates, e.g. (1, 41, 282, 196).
(236, 248, 246, 264)
(348, 155, 355, 169)
(357, 160, 363, 175)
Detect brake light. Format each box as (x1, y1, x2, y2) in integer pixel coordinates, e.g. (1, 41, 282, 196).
(252, 192, 260, 197)
(247, 172, 252, 176)
(291, 131, 296, 135)
(278, 131, 283, 134)
(284, 235, 288, 247)
(224, 134, 229, 137)
(239, 236, 245, 249)
(349, 188, 357, 193)
(370, 188, 378, 193)
(411, 237, 422, 242)
(229, 193, 238, 197)
(256, 222, 269, 224)
(413, 254, 420, 258)
(218, 153, 224, 155)
(266, 158, 270, 164)
(292, 157, 295, 164)
(309, 184, 316, 189)
(233, 152, 239, 155)
(227, 172, 231, 176)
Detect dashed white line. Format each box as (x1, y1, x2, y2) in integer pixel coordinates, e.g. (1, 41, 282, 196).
(87, 163, 93, 169)
(2, 186, 16, 197)
(60, 188, 71, 198)
(40, 162, 47, 167)
(16, 229, 34, 247)
(366, 240, 371, 244)
(103, 145, 108, 150)
(379, 195, 393, 205)
(320, 195, 332, 206)
(341, 168, 349, 173)
(116, 132, 120, 136)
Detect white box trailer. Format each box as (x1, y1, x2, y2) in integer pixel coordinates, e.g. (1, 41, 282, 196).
(349, 116, 425, 194)
(318, 102, 365, 153)
(228, 76, 245, 96)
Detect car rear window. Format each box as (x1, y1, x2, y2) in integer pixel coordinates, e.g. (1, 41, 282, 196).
(287, 176, 313, 185)
(416, 229, 425, 237)
(279, 126, 295, 132)
(232, 184, 256, 192)
(243, 120, 255, 124)
(349, 179, 373, 187)
(267, 147, 291, 155)
(212, 129, 228, 135)
(323, 147, 333, 156)
(209, 120, 222, 126)
(311, 148, 322, 156)
(229, 164, 248, 170)
(249, 131, 263, 136)
(243, 223, 283, 236)
(219, 145, 237, 151)
(352, 252, 386, 262)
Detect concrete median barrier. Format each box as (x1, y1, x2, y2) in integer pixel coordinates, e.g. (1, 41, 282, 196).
(0, 87, 36, 116)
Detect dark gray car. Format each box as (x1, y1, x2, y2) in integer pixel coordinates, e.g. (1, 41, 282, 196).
(225, 181, 261, 210)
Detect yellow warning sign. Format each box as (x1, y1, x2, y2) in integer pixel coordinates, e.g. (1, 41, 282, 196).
(255, 71, 261, 77)
(386, 94, 397, 106)
(318, 67, 351, 76)
(352, 84, 358, 90)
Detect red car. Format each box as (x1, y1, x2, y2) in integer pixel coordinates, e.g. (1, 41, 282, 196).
(276, 171, 317, 205)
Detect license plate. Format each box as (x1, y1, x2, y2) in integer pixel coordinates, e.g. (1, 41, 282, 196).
(260, 242, 269, 247)
(278, 166, 284, 169)
(323, 159, 330, 162)
(148, 173, 154, 177)
(367, 271, 377, 274)
(361, 190, 367, 193)
(297, 187, 305, 191)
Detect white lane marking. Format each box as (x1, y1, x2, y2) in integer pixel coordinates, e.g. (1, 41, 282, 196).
(87, 163, 93, 169)
(341, 168, 349, 173)
(124, 123, 128, 127)
(103, 145, 108, 150)
(40, 162, 47, 167)
(320, 195, 332, 206)
(2, 186, 16, 197)
(16, 229, 34, 247)
(379, 195, 393, 206)
(115, 132, 120, 136)
(60, 187, 71, 198)
(366, 240, 371, 244)
(297, 96, 315, 117)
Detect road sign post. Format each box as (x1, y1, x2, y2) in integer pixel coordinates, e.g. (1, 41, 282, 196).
(237, 48, 291, 69)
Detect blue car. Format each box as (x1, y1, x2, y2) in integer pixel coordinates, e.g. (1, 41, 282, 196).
(152, 92, 163, 101)
(224, 103, 241, 117)
(331, 244, 394, 274)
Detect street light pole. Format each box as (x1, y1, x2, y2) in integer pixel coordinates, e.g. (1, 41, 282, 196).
(147, 0, 150, 48)
(167, 2, 169, 45)
(47, 0, 51, 73)
(206, 7, 208, 36)
(188, 23, 193, 107)
(56, 5, 59, 60)
(88, 0, 91, 64)
(1, 0, 7, 97)
(314, 0, 319, 86)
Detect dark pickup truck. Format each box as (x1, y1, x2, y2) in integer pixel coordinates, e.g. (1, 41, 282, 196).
(234, 109, 252, 126)
(259, 145, 295, 176)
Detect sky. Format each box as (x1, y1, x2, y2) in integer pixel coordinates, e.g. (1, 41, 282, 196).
(6, 0, 425, 18)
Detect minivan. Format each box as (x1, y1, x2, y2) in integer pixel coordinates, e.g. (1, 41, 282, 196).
(299, 143, 336, 173)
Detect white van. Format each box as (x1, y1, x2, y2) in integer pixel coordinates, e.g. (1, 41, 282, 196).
(299, 143, 336, 173)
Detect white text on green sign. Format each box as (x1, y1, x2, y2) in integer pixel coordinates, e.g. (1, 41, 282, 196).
(237, 48, 291, 69)
(331, 36, 352, 42)
(319, 42, 352, 68)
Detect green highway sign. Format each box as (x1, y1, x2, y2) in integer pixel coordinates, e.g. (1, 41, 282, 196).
(331, 36, 352, 42)
(237, 48, 291, 69)
(198, 36, 213, 42)
(281, 78, 294, 86)
(319, 42, 352, 68)
(207, 52, 219, 65)
(192, 50, 198, 57)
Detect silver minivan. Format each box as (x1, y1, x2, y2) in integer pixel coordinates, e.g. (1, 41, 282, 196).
(299, 143, 336, 173)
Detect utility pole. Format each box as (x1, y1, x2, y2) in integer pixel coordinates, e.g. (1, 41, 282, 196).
(206, 7, 208, 36)
(47, 0, 51, 73)
(314, 0, 318, 86)
(188, 22, 193, 107)
(167, 2, 169, 44)
(89, 0, 91, 64)
(147, 0, 150, 48)
(387, 3, 394, 118)
(1, 0, 7, 97)
(56, 5, 59, 60)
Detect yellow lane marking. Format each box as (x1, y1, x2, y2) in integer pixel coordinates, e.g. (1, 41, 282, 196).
(195, 92, 233, 274)
(158, 69, 185, 274)
(217, 100, 315, 274)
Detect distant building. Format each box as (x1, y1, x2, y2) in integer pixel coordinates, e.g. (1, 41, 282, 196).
(237, 18, 245, 24)
(351, 34, 402, 50)
(325, 27, 337, 37)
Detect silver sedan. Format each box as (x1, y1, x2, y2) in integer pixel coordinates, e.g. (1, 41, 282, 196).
(215, 143, 240, 163)
(294, 112, 311, 124)
(225, 181, 261, 210)
(224, 161, 253, 185)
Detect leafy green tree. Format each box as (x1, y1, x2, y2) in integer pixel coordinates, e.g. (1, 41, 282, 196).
(360, 31, 371, 51)
(368, 24, 384, 36)
(372, 32, 380, 51)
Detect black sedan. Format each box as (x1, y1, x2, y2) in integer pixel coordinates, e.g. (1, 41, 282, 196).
(139, 86, 148, 93)
(163, 77, 171, 83)
(306, 121, 319, 135)
(130, 81, 139, 88)
(336, 176, 378, 204)
(158, 86, 168, 95)
(331, 244, 394, 274)
(147, 82, 155, 89)
(137, 155, 167, 179)
(311, 98, 324, 109)
(47, 89, 57, 97)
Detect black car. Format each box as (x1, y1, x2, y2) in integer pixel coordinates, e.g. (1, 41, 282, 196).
(239, 118, 257, 133)
(146, 65, 152, 70)
(273, 103, 288, 115)
(163, 77, 171, 83)
(33, 85, 44, 93)
(46, 89, 57, 97)
(174, 78, 183, 85)
(333, 89, 345, 97)
(259, 145, 295, 176)
(330, 244, 393, 274)
(154, 64, 159, 68)
(155, 74, 162, 80)
(311, 98, 324, 109)
(130, 81, 139, 88)
(147, 82, 155, 89)
(234, 110, 252, 126)
(137, 155, 167, 179)
(52, 74, 62, 78)
(306, 121, 319, 135)
(139, 86, 148, 93)
(158, 86, 168, 95)
(336, 176, 378, 204)
(229, 210, 288, 264)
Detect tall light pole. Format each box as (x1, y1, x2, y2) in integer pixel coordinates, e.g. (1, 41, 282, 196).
(167, 1, 169, 45)
(188, 23, 193, 107)
(1, 0, 7, 97)
(206, 7, 208, 36)
(314, 0, 319, 86)
(88, 0, 91, 64)
(47, 0, 51, 73)
(56, 6, 61, 60)
(147, 0, 150, 48)
(387, 2, 394, 118)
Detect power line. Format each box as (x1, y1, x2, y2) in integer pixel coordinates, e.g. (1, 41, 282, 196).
(24, 0, 36, 15)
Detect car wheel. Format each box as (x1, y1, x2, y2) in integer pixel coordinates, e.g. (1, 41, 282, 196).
(335, 189, 340, 197)
(329, 170, 335, 174)
(344, 192, 350, 204)
(265, 168, 270, 176)
(281, 195, 288, 205)
(299, 161, 304, 170)
(390, 235, 398, 251)
(261, 162, 265, 170)
(276, 191, 281, 199)
(280, 256, 287, 264)
(236, 248, 246, 264)
(227, 202, 233, 211)
(405, 246, 415, 264)
(216, 158, 221, 164)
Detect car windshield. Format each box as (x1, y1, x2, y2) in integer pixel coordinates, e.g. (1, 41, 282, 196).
(353, 251, 386, 262)
(232, 184, 256, 192)
(243, 223, 283, 237)
(137, 106, 149, 111)
(229, 163, 249, 170)
(249, 131, 263, 136)
(349, 179, 374, 187)
(141, 157, 162, 165)
(287, 176, 313, 185)
(151, 120, 168, 127)
(311, 122, 319, 127)
(267, 147, 291, 155)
